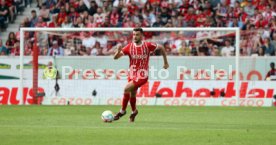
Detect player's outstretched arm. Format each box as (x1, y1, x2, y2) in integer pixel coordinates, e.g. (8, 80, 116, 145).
(114, 43, 124, 60)
(157, 45, 169, 69)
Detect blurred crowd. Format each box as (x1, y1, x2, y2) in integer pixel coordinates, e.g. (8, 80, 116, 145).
(0, 0, 275, 56)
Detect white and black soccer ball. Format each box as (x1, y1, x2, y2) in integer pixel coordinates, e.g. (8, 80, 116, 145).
(101, 110, 114, 122)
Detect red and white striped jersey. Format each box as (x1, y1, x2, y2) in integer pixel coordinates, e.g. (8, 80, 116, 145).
(122, 41, 158, 80)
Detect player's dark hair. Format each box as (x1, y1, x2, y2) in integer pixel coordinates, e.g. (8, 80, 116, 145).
(133, 27, 144, 34)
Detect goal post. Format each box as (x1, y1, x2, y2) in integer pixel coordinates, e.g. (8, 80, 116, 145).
(19, 27, 241, 105)
(235, 28, 240, 106)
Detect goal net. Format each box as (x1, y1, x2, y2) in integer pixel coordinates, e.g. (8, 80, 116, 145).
(18, 27, 273, 106)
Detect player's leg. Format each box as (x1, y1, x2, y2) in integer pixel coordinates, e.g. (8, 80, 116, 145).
(114, 81, 136, 121)
(122, 81, 136, 112)
(130, 89, 137, 112)
(129, 79, 148, 122)
(129, 89, 138, 122)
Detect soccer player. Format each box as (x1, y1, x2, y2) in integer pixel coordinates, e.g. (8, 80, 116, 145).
(113, 27, 169, 122)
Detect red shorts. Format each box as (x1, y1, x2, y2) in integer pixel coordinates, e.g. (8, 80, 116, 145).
(128, 77, 148, 91)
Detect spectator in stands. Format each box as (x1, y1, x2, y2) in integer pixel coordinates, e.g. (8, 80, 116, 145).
(73, 17, 84, 27)
(69, 6, 80, 22)
(36, 16, 47, 27)
(215, 17, 224, 27)
(0, 0, 8, 30)
(122, 16, 135, 27)
(96, 32, 108, 48)
(0, 39, 8, 55)
(57, 6, 67, 26)
(177, 41, 190, 56)
(6, 32, 18, 55)
(216, 2, 228, 22)
(64, 1, 70, 13)
(49, 3, 59, 15)
(184, 7, 195, 27)
(21, 17, 31, 27)
(82, 10, 90, 22)
(44, 0, 56, 9)
(76, 44, 87, 56)
(271, 33, 276, 50)
(262, 26, 271, 38)
(211, 45, 220, 56)
(41, 46, 48, 56)
(110, 7, 119, 27)
(143, 1, 153, 13)
(90, 41, 103, 56)
(102, 41, 115, 55)
(48, 15, 58, 27)
(84, 16, 95, 27)
(265, 62, 276, 81)
(102, 16, 113, 27)
(135, 11, 144, 25)
(65, 40, 77, 56)
(190, 47, 198, 56)
(198, 40, 209, 56)
(240, 48, 247, 56)
(47, 40, 64, 56)
(102, 0, 112, 14)
(61, 16, 72, 28)
(152, 16, 161, 27)
(82, 31, 96, 49)
(10, 41, 20, 56)
(143, 9, 156, 26)
(24, 40, 33, 56)
(257, 46, 265, 56)
(89, 0, 98, 16)
(221, 39, 235, 56)
(228, 17, 243, 28)
(30, 10, 38, 27)
(160, 5, 170, 25)
(262, 38, 275, 56)
(47, 34, 62, 47)
(76, 0, 88, 13)
(244, 2, 255, 16)
(271, 17, 276, 28)
(195, 9, 206, 27)
(262, 5, 273, 21)
(175, 15, 184, 27)
(39, 3, 50, 22)
(254, 14, 268, 29)
(94, 7, 106, 27)
(165, 19, 173, 27)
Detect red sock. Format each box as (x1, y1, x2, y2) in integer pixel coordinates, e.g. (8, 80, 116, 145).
(121, 93, 130, 111)
(130, 97, 136, 112)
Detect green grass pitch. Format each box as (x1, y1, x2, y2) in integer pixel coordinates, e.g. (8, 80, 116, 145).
(0, 106, 275, 145)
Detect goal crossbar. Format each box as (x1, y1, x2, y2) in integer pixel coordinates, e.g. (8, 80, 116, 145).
(20, 27, 240, 32)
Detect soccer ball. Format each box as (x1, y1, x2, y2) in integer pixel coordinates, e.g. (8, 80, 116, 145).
(101, 110, 114, 122)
